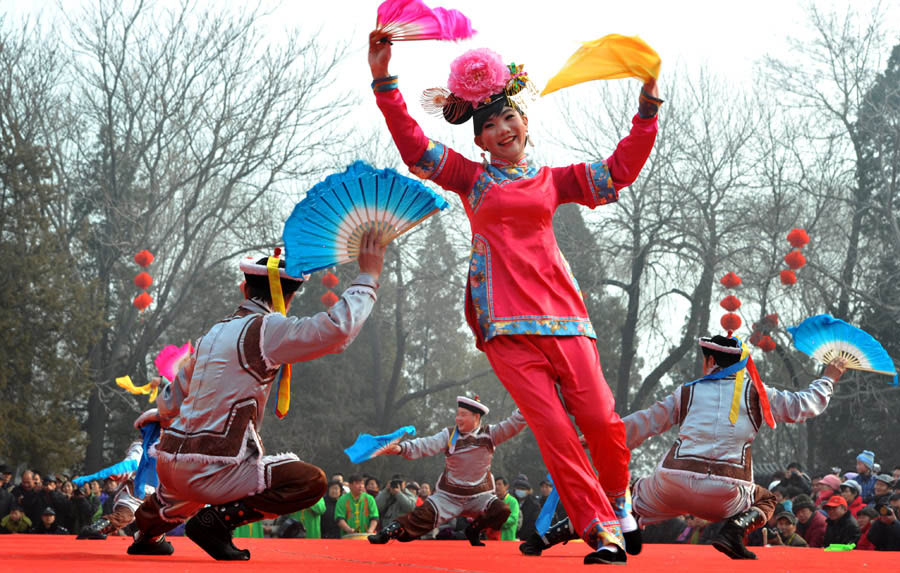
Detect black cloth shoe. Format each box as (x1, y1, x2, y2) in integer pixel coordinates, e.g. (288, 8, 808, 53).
(584, 546, 627, 565)
(623, 527, 642, 556)
(711, 508, 764, 560)
(185, 506, 253, 561)
(368, 521, 405, 544)
(77, 518, 111, 540)
(464, 523, 485, 547)
(127, 533, 174, 556)
(519, 517, 579, 556)
(519, 533, 545, 556)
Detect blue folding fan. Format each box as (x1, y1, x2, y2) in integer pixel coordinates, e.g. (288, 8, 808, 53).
(344, 425, 417, 464)
(283, 161, 449, 276)
(787, 314, 897, 384)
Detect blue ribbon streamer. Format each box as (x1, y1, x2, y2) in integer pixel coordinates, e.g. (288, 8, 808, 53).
(535, 473, 560, 535)
(133, 422, 160, 499)
(684, 356, 748, 386)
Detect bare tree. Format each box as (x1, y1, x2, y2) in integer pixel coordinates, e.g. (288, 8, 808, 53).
(551, 70, 763, 412)
(16, 0, 353, 469)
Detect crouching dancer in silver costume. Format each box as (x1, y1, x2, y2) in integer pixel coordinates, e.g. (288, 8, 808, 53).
(520, 335, 848, 560)
(368, 395, 526, 546)
(127, 231, 385, 560)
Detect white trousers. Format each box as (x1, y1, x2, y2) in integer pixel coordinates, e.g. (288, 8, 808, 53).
(632, 469, 755, 525)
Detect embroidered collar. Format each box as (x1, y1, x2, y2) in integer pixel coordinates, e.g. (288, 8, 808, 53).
(486, 155, 537, 181)
(490, 156, 529, 169)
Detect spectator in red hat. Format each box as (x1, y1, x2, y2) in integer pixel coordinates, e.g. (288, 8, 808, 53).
(823, 495, 860, 546)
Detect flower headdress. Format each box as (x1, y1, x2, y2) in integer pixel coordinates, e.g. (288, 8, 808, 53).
(421, 48, 538, 132)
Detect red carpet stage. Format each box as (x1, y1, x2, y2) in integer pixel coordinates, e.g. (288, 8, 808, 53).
(1, 536, 891, 572)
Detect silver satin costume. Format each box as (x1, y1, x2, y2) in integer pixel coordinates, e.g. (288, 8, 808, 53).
(398, 409, 526, 526)
(148, 274, 378, 521)
(625, 374, 834, 524)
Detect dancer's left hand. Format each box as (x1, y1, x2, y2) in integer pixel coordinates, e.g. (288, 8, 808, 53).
(643, 78, 659, 99)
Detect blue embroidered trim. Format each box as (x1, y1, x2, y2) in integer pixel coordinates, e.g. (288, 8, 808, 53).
(371, 75, 398, 92)
(467, 235, 596, 342)
(410, 140, 448, 180)
(466, 159, 539, 214)
(468, 172, 493, 212)
(585, 161, 618, 206)
(584, 519, 625, 549)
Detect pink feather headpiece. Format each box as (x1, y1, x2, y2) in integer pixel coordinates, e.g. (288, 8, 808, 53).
(422, 49, 537, 126)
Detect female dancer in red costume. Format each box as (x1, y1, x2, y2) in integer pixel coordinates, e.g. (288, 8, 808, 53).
(368, 30, 661, 565)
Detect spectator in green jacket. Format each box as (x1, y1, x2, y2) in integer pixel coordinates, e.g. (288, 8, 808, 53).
(494, 477, 519, 541)
(335, 475, 379, 536)
(1, 505, 32, 533)
(294, 497, 326, 539)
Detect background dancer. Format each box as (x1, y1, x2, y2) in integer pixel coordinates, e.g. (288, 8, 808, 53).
(77, 408, 161, 540)
(368, 396, 526, 546)
(128, 230, 385, 560)
(369, 30, 661, 565)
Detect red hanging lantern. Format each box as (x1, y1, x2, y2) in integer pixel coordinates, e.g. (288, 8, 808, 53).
(784, 250, 806, 270)
(320, 291, 339, 308)
(759, 335, 776, 352)
(720, 313, 742, 332)
(749, 330, 763, 346)
(134, 249, 155, 267)
(321, 272, 339, 289)
(720, 272, 742, 289)
(780, 269, 797, 285)
(133, 292, 153, 311)
(764, 313, 779, 328)
(719, 295, 742, 312)
(134, 272, 153, 289)
(786, 228, 810, 248)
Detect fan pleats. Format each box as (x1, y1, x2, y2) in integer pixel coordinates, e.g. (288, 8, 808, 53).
(283, 161, 449, 276)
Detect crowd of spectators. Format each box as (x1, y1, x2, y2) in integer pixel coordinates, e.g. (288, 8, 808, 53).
(3, 451, 899, 551)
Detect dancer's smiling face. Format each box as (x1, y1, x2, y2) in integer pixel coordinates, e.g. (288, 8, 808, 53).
(474, 106, 528, 164)
(456, 407, 481, 433)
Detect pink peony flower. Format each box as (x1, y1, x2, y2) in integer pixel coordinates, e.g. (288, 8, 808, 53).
(447, 48, 510, 105)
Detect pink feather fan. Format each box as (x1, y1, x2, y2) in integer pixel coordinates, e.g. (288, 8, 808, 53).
(154, 341, 194, 382)
(376, 0, 475, 42)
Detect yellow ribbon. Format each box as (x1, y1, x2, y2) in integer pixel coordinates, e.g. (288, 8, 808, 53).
(728, 341, 751, 425)
(115, 375, 159, 403)
(542, 34, 661, 96)
(267, 257, 291, 418)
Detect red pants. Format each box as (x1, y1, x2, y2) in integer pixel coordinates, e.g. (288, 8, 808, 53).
(485, 334, 628, 548)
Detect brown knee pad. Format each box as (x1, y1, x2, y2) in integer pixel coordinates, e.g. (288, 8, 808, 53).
(243, 460, 327, 516)
(396, 501, 438, 539)
(751, 485, 777, 527)
(135, 493, 176, 538)
(472, 497, 510, 531)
